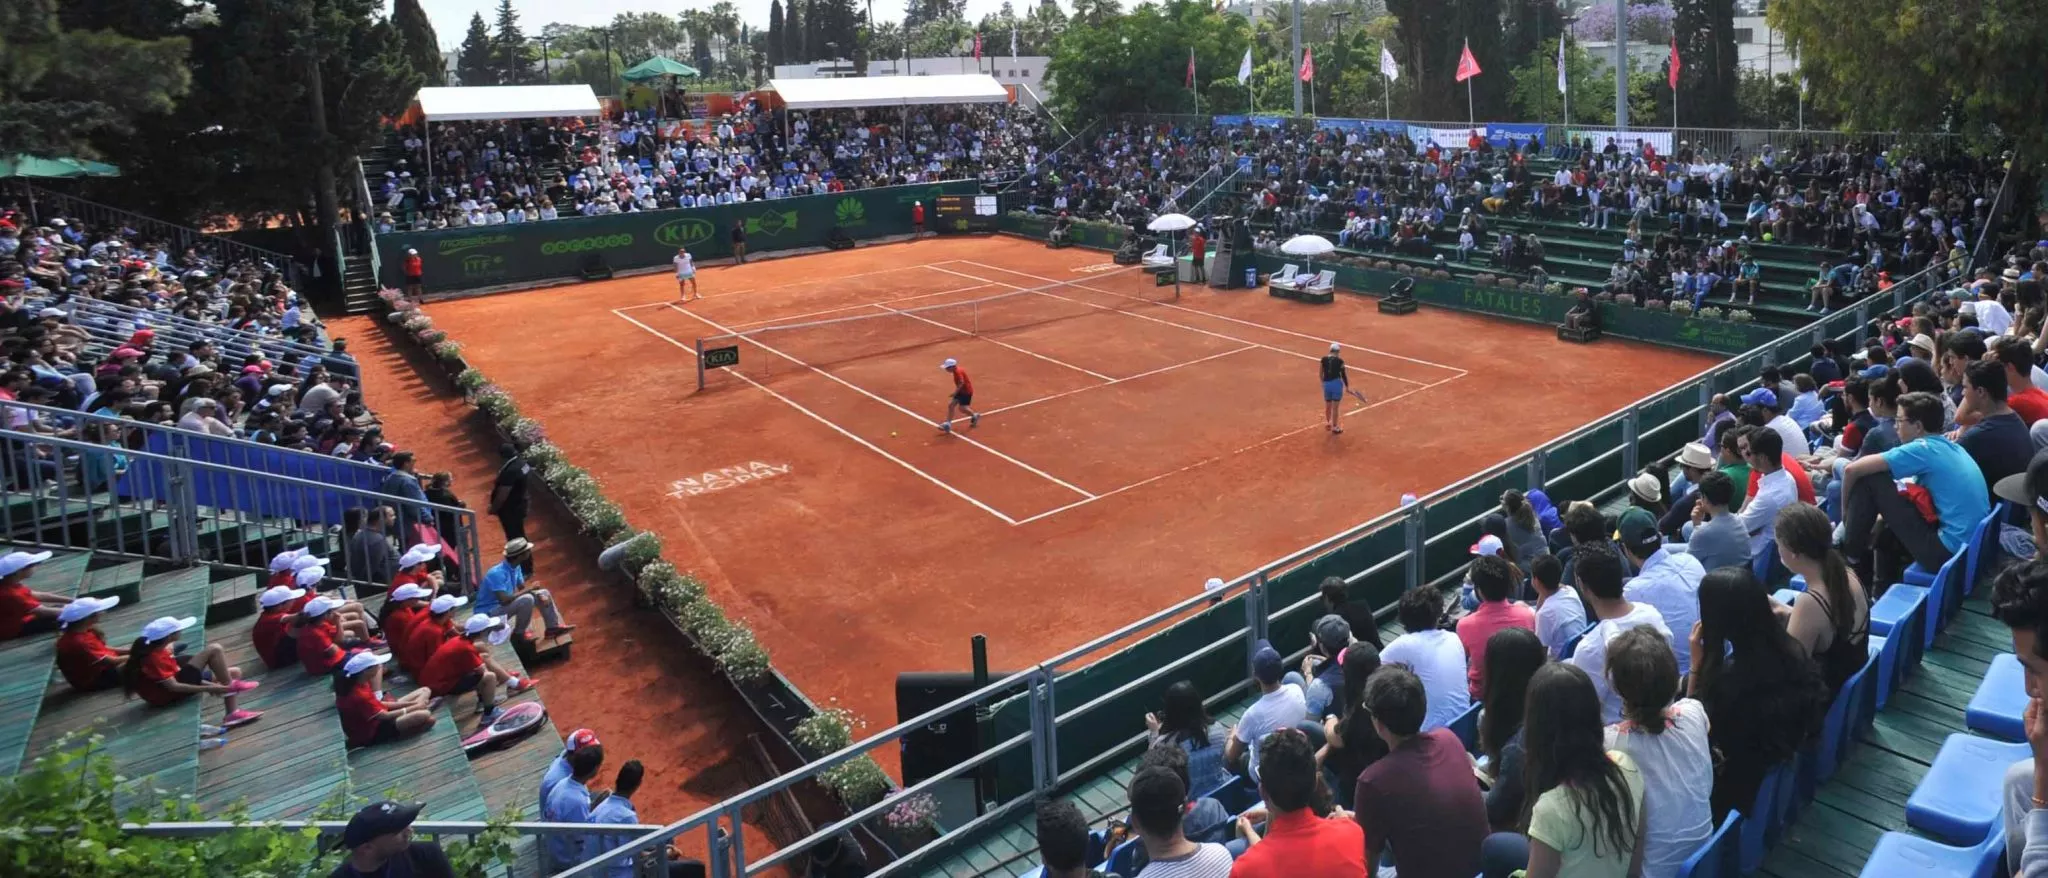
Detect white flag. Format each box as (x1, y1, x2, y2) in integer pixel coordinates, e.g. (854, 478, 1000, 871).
(1237, 47, 1253, 84)
(1379, 46, 1399, 82)
(1556, 38, 1567, 94)
(1011, 29, 1018, 60)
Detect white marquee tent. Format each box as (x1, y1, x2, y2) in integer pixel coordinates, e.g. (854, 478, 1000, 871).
(415, 85, 601, 122)
(768, 74, 1010, 110)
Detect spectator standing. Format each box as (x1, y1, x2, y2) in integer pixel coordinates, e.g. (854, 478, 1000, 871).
(1568, 543, 1672, 724)
(1840, 391, 1990, 586)
(1352, 665, 1488, 876)
(1530, 553, 1587, 659)
(1380, 588, 1472, 731)
(1682, 472, 1752, 573)
(1479, 663, 1647, 878)
(912, 201, 926, 238)
(1035, 799, 1109, 878)
(1616, 508, 1704, 675)
(476, 538, 574, 643)
(1458, 555, 1536, 700)
(1232, 728, 1365, 877)
(1688, 567, 1827, 817)
(329, 801, 454, 878)
(1223, 640, 1307, 775)
(381, 452, 434, 539)
(730, 219, 747, 264)
(347, 506, 399, 586)
(1188, 227, 1207, 283)
(1146, 680, 1234, 795)
(1480, 628, 1547, 832)
(1130, 763, 1234, 877)
(1603, 627, 1713, 878)
(489, 443, 533, 540)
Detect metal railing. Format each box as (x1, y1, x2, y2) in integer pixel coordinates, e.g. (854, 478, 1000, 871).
(0, 431, 482, 581)
(56, 296, 331, 363)
(0, 398, 392, 486)
(996, 119, 1100, 196)
(119, 819, 683, 878)
(21, 184, 298, 281)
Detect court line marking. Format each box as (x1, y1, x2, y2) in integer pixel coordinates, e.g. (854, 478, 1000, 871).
(924, 264, 1431, 388)
(725, 281, 997, 329)
(616, 263, 939, 311)
(609, 308, 1022, 525)
(660, 303, 1099, 500)
(873, 301, 1119, 382)
(949, 260, 1472, 379)
(1009, 373, 1463, 526)
(947, 345, 1261, 423)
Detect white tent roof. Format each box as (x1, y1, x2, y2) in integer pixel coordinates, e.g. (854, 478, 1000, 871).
(769, 74, 1010, 110)
(416, 85, 601, 122)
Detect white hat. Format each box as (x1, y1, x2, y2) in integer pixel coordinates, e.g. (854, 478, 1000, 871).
(140, 615, 196, 643)
(398, 543, 442, 568)
(342, 650, 392, 677)
(258, 585, 305, 609)
(58, 595, 119, 626)
(463, 613, 511, 645)
(269, 547, 308, 573)
(407, 248, 418, 255)
(941, 358, 957, 370)
(36, 307, 64, 318)
(429, 594, 468, 615)
(390, 583, 434, 602)
(290, 553, 325, 572)
(1329, 343, 1340, 353)
(1628, 472, 1664, 503)
(294, 566, 326, 588)
(1203, 577, 1226, 593)
(303, 595, 341, 618)
(0, 550, 53, 578)
(1470, 534, 1504, 556)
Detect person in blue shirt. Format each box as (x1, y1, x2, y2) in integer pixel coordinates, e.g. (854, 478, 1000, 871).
(1840, 391, 1991, 586)
(476, 538, 573, 642)
(542, 743, 607, 872)
(541, 728, 600, 819)
(1786, 374, 1828, 430)
(588, 759, 681, 878)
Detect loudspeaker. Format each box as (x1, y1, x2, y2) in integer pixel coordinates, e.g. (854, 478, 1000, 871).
(895, 671, 1022, 786)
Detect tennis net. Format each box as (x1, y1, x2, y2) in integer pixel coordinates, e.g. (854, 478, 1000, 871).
(694, 273, 1174, 387)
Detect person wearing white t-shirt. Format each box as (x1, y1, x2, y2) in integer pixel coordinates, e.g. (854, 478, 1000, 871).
(672, 248, 698, 302)
(1567, 543, 1672, 724)
(1603, 626, 1714, 878)
(1224, 640, 1307, 777)
(1738, 429, 1799, 556)
(1127, 765, 1233, 878)
(1378, 588, 1471, 731)
(1531, 553, 1589, 659)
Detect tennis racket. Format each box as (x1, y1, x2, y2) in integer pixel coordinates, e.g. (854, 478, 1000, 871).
(1349, 389, 1370, 405)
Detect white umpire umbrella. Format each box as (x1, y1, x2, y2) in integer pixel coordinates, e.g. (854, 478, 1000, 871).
(1147, 212, 1199, 298)
(1281, 233, 1336, 274)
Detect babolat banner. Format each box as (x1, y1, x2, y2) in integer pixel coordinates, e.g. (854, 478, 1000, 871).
(377, 180, 981, 293)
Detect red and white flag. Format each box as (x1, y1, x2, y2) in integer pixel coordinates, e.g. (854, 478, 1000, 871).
(974, 33, 983, 61)
(1186, 48, 1196, 87)
(1455, 39, 1481, 82)
(1668, 38, 1681, 89)
(1298, 46, 1315, 82)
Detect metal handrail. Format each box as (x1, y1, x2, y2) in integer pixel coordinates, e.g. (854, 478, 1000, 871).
(22, 184, 294, 271)
(61, 296, 330, 361)
(997, 119, 1100, 196)
(0, 399, 394, 481)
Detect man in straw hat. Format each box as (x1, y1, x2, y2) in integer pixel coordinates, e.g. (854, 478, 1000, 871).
(476, 538, 574, 644)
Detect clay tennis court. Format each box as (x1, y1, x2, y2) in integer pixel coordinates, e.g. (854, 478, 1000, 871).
(424, 235, 1717, 749)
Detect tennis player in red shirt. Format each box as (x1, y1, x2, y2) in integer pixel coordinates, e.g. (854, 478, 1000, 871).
(938, 358, 980, 433)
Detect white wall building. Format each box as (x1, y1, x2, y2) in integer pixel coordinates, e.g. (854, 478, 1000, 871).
(1578, 16, 1796, 79)
(772, 56, 1054, 107)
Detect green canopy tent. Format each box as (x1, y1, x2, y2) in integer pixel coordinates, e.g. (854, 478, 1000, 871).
(0, 155, 120, 179)
(620, 57, 700, 82)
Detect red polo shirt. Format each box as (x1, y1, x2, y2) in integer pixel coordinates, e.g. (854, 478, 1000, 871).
(56, 627, 120, 690)
(296, 617, 345, 675)
(1229, 808, 1366, 878)
(335, 681, 398, 747)
(252, 607, 297, 669)
(0, 582, 37, 640)
(131, 647, 185, 706)
(382, 603, 425, 656)
(401, 616, 452, 677)
(420, 636, 483, 695)
(1748, 454, 1816, 505)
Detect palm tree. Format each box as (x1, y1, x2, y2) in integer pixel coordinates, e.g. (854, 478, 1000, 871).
(706, 2, 742, 75)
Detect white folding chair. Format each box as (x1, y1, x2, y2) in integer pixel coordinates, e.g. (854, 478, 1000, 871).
(1270, 264, 1301, 290)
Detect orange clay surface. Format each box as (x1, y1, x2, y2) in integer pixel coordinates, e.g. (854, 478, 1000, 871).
(422, 236, 1718, 770)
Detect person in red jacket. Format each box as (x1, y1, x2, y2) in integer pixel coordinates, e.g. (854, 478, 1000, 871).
(122, 615, 262, 728)
(251, 585, 306, 670)
(912, 201, 926, 239)
(294, 596, 358, 676)
(54, 596, 126, 691)
(377, 583, 434, 666)
(403, 248, 424, 299)
(0, 550, 72, 641)
(420, 613, 531, 724)
(1187, 227, 1207, 283)
(334, 651, 437, 748)
(400, 593, 465, 678)
(391, 544, 445, 597)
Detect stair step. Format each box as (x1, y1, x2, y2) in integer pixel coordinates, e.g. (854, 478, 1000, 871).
(82, 559, 146, 604)
(206, 573, 264, 623)
(513, 632, 573, 666)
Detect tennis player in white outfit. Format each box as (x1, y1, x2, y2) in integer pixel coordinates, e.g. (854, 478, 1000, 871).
(674, 248, 698, 302)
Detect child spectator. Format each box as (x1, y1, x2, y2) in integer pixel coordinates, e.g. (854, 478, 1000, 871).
(122, 615, 262, 729)
(54, 596, 126, 691)
(251, 585, 306, 670)
(1604, 626, 1713, 878)
(0, 549, 71, 640)
(333, 651, 436, 748)
(420, 613, 530, 725)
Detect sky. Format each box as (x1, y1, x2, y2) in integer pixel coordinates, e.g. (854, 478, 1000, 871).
(407, 0, 1057, 50)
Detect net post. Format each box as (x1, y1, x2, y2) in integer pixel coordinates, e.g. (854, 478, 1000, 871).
(696, 337, 706, 390)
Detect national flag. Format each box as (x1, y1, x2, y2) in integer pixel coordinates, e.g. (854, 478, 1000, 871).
(1668, 38, 1681, 90)
(1379, 45, 1399, 82)
(1556, 38, 1567, 94)
(1237, 47, 1254, 84)
(1455, 39, 1481, 82)
(1186, 48, 1196, 87)
(1299, 46, 1314, 82)
(974, 33, 983, 61)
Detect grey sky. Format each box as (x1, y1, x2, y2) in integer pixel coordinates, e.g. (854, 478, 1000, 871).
(405, 0, 1061, 50)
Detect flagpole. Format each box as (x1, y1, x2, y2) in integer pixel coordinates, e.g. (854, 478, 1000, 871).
(1466, 80, 1473, 127)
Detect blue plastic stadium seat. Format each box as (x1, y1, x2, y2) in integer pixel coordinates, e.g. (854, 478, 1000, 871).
(1804, 648, 1878, 799)
(1678, 812, 1742, 878)
(1772, 588, 1802, 607)
(1857, 827, 2004, 878)
(1903, 563, 1936, 587)
(1906, 734, 2033, 846)
(1965, 654, 2028, 743)
(1866, 636, 1893, 719)
(1020, 869, 1046, 878)
(1753, 539, 1781, 586)
(1449, 701, 1483, 756)
(1105, 839, 1141, 877)
(1869, 584, 1928, 705)
(1205, 776, 1258, 816)
(1562, 624, 1593, 660)
(1738, 760, 1794, 873)
(1926, 552, 1969, 648)
(1961, 506, 2006, 600)
(1788, 574, 1808, 592)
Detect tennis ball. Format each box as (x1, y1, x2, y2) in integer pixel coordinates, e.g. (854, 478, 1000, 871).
(891, 431, 899, 437)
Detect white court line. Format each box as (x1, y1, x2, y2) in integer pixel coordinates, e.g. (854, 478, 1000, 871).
(615, 263, 940, 311)
(662, 303, 1098, 500)
(1010, 373, 1463, 525)
(946, 345, 1259, 424)
(722, 282, 996, 329)
(925, 264, 1430, 388)
(875, 302, 1118, 382)
(609, 308, 1021, 525)
(950, 260, 1472, 378)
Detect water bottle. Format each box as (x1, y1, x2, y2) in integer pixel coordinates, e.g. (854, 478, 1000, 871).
(198, 737, 228, 752)
(1245, 267, 1258, 288)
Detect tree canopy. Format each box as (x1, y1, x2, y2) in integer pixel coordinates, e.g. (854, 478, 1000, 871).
(456, 12, 496, 86)
(392, 0, 444, 86)
(0, 0, 191, 159)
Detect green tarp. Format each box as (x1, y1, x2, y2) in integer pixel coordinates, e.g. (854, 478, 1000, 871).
(621, 57, 700, 81)
(0, 155, 120, 179)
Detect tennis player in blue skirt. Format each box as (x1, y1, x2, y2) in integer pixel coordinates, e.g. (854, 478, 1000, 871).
(1320, 343, 1367, 433)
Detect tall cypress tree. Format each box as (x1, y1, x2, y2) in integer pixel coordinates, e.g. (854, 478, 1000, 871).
(393, 0, 446, 86)
(768, 0, 784, 66)
(492, 0, 525, 84)
(456, 12, 498, 85)
(784, 0, 806, 62)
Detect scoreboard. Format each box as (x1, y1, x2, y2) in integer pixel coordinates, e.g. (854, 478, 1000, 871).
(934, 194, 999, 233)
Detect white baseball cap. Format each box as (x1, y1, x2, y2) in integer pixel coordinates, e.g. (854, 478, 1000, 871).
(463, 613, 511, 645)
(0, 550, 53, 578)
(398, 543, 442, 568)
(290, 553, 326, 572)
(429, 594, 468, 615)
(140, 615, 196, 643)
(941, 358, 957, 370)
(294, 566, 326, 588)
(1203, 577, 1226, 593)
(389, 583, 434, 602)
(342, 650, 392, 677)
(1470, 534, 1504, 557)
(57, 595, 119, 626)
(303, 595, 341, 618)
(258, 585, 305, 609)
(269, 547, 308, 573)
(1329, 343, 1340, 353)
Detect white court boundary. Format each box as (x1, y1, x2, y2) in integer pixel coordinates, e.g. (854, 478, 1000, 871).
(610, 261, 1466, 524)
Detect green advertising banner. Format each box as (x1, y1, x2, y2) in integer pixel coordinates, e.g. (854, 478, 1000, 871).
(378, 181, 982, 293)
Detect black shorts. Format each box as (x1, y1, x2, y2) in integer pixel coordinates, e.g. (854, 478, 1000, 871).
(369, 715, 405, 746)
(952, 391, 973, 406)
(443, 667, 484, 697)
(21, 615, 59, 636)
(175, 663, 205, 686)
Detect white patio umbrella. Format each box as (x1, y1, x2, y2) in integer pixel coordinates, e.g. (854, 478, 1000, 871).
(1147, 213, 1199, 298)
(1281, 234, 1337, 275)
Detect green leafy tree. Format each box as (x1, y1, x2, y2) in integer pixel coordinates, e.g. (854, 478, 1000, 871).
(1769, 0, 2046, 156)
(1024, 0, 1067, 55)
(0, 0, 191, 159)
(811, 0, 861, 60)
(1386, 0, 1506, 121)
(492, 0, 526, 84)
(784, 0, 807, 62)
(906, 18, 972, 58)
(607, 12, 688, 64)
(1045, 0, 1251, 121)
(556, 47, 629, 92)
(1671, 0, 1737, 126)
(456, 12, 497, 86)
(392, 0, 445, 86)
(1500, 0, 1563, 79)
(1507, 37, 1615, 125)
